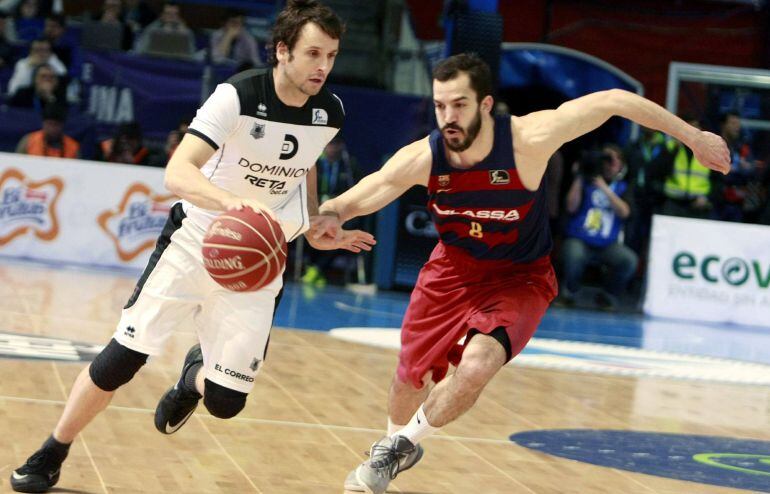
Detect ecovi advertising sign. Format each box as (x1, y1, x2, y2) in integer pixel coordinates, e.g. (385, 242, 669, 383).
(644, 215, 770, 328)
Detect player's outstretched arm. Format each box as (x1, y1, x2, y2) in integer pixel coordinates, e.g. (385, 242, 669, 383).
(319, 137, 432, 223)
(518, 89, 730, 175)
(165, 133, 274, 216)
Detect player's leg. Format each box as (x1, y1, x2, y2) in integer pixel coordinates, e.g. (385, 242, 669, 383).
(11, 204, 203, 493)
(344, 372, 430, 492)
(155, 272, 284, 431)
(354, 263, 556, 494)
(387, 372, 430, 433)
(11, 340, 148, 494)
(352, 333, 507, 494)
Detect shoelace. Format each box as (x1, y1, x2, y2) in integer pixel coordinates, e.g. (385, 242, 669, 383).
(20, 449, 53, 474)
(369, 442, 412, 480)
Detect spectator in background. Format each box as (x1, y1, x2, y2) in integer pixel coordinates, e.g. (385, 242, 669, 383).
(559, 144, 638, 310)
(43, 14, 71, 68)
(711, 111, 755, 222)
(302, 136, 358, 287)
(16, 102, 80, 158)
(7, 37, 66, 95)
(12, 0, 44, 42)
(8, 62, 65, 109)
(660, 116, 715, 219)
(0, 12, 14, 70)
(98, 121, 151, 165)
(123, 0, 156, 33)
(147, 118, 191, 167)
(210, 9, 261, 69)
(93, 0, 134, 51)
(623, 127, 670, 256)
(135, 1, 194, 57)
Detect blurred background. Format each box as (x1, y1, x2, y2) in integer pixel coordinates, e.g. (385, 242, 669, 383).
(1, 0, 769, 338)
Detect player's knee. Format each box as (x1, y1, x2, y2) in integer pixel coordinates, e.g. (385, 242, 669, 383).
(457, 349, 501, 389)
(203, 379, 247, 419)
(89, 338, 148, 391)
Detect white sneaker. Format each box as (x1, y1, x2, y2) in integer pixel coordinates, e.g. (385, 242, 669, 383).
(343, 436, 423, 493)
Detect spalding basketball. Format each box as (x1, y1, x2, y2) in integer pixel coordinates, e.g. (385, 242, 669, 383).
(202, 207, 287, 292)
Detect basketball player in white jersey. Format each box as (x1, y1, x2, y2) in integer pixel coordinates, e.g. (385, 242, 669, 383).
(10, 2, 374, 492)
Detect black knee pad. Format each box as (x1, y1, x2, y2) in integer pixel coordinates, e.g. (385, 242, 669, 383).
(203, 379, 247, 419)
(89, 339, 148, 391)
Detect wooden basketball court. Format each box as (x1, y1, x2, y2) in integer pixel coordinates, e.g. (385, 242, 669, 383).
(0, 261, 767, 493)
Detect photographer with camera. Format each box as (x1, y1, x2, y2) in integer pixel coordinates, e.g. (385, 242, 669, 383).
(559, 144, 638, 310)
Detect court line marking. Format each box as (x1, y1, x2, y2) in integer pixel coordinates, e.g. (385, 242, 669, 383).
(0, 393, 536, 448)
(260, 370, 370, 461)
(158, 368, 263, 494)
(50, 362, 109, 494)
(196, 410, 264, 493)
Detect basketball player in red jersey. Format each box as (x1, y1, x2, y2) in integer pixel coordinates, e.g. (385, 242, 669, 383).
(313, 53, 730, 493)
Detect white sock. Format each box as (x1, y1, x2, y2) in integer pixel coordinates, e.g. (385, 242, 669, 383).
(387, 417, 405, 436)
(392, 404, 438, 445)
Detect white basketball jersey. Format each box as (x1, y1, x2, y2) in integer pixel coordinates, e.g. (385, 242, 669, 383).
(185, 68, 344, 241)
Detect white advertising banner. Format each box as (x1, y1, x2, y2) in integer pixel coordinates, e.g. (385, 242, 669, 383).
(0, 152, 175, 270)
(644, 214, 770, 328)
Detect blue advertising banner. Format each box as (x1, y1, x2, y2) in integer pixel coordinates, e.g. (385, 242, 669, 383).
(79, 50, 236, 141)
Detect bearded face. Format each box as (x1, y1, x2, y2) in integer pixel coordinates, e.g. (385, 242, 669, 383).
(441, 107, 482, 152)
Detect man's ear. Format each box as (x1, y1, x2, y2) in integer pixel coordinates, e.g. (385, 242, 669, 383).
(276, 41, 289, 63)
(481, 95, 494, 114)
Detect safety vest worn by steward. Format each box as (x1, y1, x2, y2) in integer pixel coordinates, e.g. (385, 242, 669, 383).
(663, 140, 710, 200)
(25, 131, 80, 159)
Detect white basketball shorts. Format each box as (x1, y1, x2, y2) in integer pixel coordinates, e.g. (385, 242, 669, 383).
(113, 203, 283, 393)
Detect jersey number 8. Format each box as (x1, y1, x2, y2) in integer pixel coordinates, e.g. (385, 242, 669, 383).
(469, 221, 483, 239)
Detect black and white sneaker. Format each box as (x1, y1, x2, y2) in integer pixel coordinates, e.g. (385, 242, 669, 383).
(154, 344, 203, 435)
(10, 439, 68, 493)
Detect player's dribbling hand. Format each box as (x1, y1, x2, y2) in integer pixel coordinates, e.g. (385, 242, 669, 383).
(222, 197, 277, 221)
(693, 131, 731, 175)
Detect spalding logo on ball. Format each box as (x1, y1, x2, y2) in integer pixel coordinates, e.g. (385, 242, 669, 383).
(202, 207, 287, 291)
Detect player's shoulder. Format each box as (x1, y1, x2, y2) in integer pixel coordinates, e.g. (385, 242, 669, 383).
(306, 86, 345, 128)
(223, 68, 271, 117)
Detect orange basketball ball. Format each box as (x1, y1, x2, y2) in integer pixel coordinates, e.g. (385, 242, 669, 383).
(202, 207, 287, 292)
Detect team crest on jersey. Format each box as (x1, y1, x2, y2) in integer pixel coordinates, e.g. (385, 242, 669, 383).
(438, 175, 450, 187)
(0, 168, 63, 246)
(312, 108, 328, 125)
(489, 170, 510, 185)
(98, 183, 176, 261)
(250, 122, 266, 140)
(256, 103, 267, 117)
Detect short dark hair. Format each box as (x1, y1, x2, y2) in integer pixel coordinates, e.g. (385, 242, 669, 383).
(268, 0, 345, 67)
(432, 53, 493, 103)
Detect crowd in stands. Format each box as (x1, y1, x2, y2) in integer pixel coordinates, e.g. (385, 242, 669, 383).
(0, 1, 768, 305)
(549, 110, 770, 310)
(0, 0, 264, 162)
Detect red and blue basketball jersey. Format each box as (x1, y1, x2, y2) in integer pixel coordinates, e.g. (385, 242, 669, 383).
(427, 114, 552, 263)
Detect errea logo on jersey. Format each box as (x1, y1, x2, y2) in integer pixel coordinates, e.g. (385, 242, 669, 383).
(312, 108, 328, 125)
